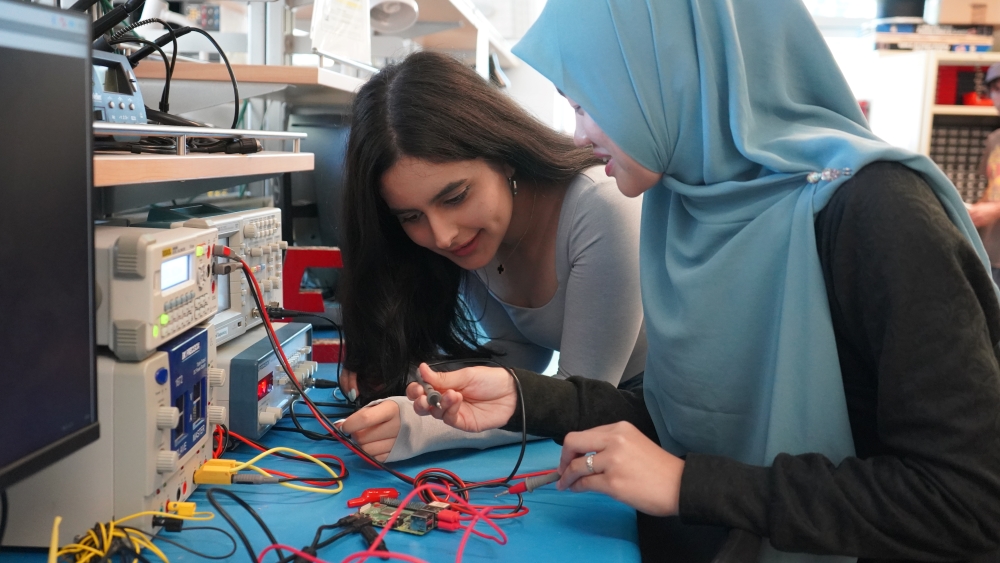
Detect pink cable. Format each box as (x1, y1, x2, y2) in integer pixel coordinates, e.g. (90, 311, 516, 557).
(255, 485, 507, 563)
(257, 544, 428, 563)
(339, 484, 506, 563)
(455, 506, 495, 562)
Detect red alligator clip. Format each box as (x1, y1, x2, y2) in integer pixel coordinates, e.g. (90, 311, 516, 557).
(347, 487, 399, 508)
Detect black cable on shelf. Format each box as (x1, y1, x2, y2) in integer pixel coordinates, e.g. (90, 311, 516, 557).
(108, 19, 179, 113)
(185, 28, 240, 129)
(107, 36, 171, 113)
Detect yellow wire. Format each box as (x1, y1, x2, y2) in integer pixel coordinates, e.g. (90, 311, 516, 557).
(48, 517, 62, 563)
(111, 509, 214, 527)
(85, 529, 100, 548)
(99, 521, 111, 551)
(57, 544, 105, 557)
(55, 505, 209, 563)
(124, 529, 169, 563)
(245, 463, 344, 494)
(228, 447, 343, 494)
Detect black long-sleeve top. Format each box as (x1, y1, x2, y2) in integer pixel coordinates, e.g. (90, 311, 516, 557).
(500, 162, 1000, 562)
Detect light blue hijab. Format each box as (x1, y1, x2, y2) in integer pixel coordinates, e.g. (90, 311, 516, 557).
(514, 1, 992, 561)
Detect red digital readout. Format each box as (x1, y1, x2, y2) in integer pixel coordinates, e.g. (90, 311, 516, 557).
(257, 373, 274, 401)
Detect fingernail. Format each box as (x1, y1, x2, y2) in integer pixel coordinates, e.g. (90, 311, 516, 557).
(347, 389, 357, 402)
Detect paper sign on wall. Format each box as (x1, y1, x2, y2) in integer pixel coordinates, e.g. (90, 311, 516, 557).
(310, 0, 371, 65)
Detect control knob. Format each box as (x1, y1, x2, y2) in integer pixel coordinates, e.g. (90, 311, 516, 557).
(258, 406, 283, 426)
(156, 407, 181, 430)
(208, 405, 227, 425)
(208, 367, 226, 387)
(156, 450, 179, 473)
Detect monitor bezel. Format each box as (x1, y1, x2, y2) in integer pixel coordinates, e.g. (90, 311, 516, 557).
(0, 0, 99, 491)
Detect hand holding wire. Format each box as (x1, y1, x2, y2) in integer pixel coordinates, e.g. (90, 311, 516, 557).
(406, 363, 518, 433)
(412, 365, 443, 408)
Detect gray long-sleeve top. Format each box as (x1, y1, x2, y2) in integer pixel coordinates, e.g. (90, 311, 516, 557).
(381, 166, 647, 462)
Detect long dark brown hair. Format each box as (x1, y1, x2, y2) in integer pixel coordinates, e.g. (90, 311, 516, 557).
(340, 51, 598, 401)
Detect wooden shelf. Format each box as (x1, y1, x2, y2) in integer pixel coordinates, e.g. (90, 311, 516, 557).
(932, 104, 999, 116)
(874, 32, 992, 47)
(134, 62, 365, 112)
(94, 151, 314, 187)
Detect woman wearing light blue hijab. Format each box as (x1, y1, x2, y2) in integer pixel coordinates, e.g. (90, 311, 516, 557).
(406, 0, 1000, 561)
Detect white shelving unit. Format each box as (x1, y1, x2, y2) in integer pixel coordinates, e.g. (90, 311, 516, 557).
(868, 51, 1000, 155)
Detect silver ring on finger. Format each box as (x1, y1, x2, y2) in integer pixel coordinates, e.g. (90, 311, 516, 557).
(585, 453, 595, 474)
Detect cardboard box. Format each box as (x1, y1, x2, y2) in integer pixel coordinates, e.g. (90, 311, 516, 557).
(925, 0, 1000, 25)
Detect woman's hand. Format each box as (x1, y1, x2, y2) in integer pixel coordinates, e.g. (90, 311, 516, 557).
(557, 421, 685, 517)
(339, 400, 400, 461)
(968, 201, 1000, 228)
(406, 362, 517, 433)
(339, 369, 359, 402)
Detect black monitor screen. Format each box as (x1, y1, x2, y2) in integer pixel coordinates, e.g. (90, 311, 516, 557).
(0, 0, 98, 489)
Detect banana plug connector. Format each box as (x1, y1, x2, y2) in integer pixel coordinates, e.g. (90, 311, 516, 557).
(495, 471, 561, 497)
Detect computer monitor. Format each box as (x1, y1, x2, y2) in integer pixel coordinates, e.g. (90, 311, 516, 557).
(0, 0, 98, 489)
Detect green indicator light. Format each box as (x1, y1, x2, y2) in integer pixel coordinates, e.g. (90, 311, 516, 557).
(196, 246, 205, 257)
(160, 314, 169, 325)
(152, 325, 160, 338)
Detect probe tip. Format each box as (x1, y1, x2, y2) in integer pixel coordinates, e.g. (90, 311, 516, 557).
(427, 390, 442, 408)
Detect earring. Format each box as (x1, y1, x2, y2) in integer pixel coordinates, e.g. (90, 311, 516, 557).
(508, 176, 518, 197)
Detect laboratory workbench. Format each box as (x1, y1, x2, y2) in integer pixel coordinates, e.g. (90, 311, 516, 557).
(1, 362, 641, 563)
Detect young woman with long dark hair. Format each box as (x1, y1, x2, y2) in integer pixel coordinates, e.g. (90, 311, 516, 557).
(336, 51, 647, 461)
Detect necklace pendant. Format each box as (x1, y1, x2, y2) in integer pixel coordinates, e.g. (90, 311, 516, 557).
(497, 263, 505, 274)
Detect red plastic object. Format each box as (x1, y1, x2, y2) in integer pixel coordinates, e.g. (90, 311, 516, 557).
(963, 92, 995, 106)
(937, 65, 959, 105)
(347, 487, 399, 508)
(282, 247, 342, 312)
(436, 519, 461, 532)
(312, 338, 343, 364)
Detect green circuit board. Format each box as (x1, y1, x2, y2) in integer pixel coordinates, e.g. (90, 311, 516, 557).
(359, 500, 447, 535)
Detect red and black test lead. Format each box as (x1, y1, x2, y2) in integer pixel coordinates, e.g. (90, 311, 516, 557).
(494, 470, 561, 497)
(217, 245, 538, 517)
